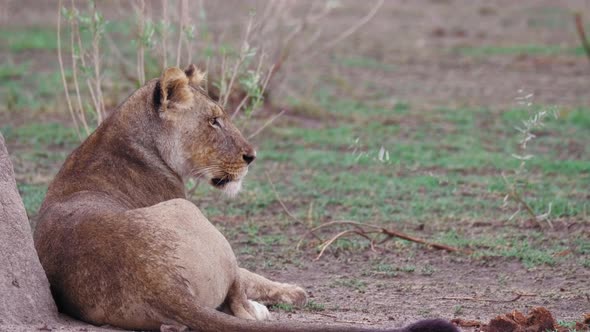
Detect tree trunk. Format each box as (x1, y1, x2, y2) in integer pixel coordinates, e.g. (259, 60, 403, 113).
(0, 131, 58, 325)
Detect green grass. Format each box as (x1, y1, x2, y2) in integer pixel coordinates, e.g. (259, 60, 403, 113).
(17, 183, 47, 217)
(304, 300, 325, 312)
(333, 278, 367, 293)
(0, 62, 31, 80)
(337, 56, 395, 71)
(269, 303, 294, 312)
(5, 71, 588, 270)
(2, 122, 79, 147)
(196, 97, 588, 268)
(0, 27, 59, 52)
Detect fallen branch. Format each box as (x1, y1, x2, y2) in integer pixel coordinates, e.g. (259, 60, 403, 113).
(441, 291, 535, 303)
(297, 220, 471, 260)
(574, 12, 590, 63)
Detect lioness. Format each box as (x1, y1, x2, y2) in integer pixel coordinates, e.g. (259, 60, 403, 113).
(34, 65, 458, 332)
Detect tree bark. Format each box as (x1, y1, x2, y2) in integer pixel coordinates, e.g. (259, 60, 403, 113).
(0, 131, 58, 325)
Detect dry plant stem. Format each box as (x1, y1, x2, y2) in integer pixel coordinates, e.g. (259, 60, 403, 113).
(265, 172, 321, 243)
(135, 0, 146, 86)
(301, 0, 384, 63)
(175, 0, 186, 67)
(74, 8, 101, 121)
(232, 63, 275, 120)
(315, 230, 376, 261)
(204, 56, 210, 94)
(222, 15, 254, 109)
(161, 0, 168, 68)
(441, 292, 535, 303)
(105, 35, 136, 81)
(247, 109, 285, 139)
(185, 0, 193, 65)
(501, 173, 545, 228)
(297, 220, 468, 258)
(56, 0, 82, 141)
(69, 0, 90, 136)
(230, 55, 268, 118)
(574, 13, 590, 63)
(91, 1, 105, 121)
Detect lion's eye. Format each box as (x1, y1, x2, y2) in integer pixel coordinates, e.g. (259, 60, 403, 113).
(209, 117, 221, 128)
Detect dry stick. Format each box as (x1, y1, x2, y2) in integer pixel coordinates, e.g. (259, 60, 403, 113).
(134, 0, 146, 86)
(69, 0, 90, 136)
(219, 52, 227, 101)
(232, 63, 275, 120)
(247, 109, 285, 139)
(315, 230, 375, 261)
(161, 0, 168, 68)
(56, 0, 82, 141)
(91, 1, 105, 122)
(230, 53, 267, 119)
(222, 15, 254, 109)
(574, 13, 590, 63)
(74, 7, 101, 121)
(204, 56, 210, 94)
(301, 0, 384, 63)
(104, 35, 136, 82)
(248, 62, 275, 117)
(297, 220, 468, 256)
(184, 0, 194, 65)
(175, 0, 186, 67)
(501, 173, 545, 228)
(441, 292, 535, 303)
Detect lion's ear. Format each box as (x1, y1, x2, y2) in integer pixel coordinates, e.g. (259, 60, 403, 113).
(158, 67, 193, 111)
(184, 64, 206, 87)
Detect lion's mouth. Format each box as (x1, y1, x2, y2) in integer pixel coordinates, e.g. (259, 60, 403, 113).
(211, 177, 232, 188)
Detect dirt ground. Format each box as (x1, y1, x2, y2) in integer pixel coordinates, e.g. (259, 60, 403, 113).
(1, 0, 589, 331)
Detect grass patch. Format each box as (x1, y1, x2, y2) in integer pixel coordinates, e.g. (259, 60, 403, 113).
(2, 122, 79, 147)
(269, 303, 294, 312)
(337, 56, 395, 71)
(7, 90, 586, 270)
(0, 27, 59, 52)
(17, 183, 47, 217)
(333, 278, 367, 293)
(0, 62, 31, 80)
(304, 300, 325, 312)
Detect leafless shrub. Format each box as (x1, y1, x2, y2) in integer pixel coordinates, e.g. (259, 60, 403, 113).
(57, 0, 107, 139)
(502, 90, 558, 228)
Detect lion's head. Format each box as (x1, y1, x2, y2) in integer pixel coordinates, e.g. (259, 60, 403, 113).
(153, 64, 256, 197)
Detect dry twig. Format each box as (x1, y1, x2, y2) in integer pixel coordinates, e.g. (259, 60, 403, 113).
(175, 0, 186, 67)
(265, 172, 322, 243)
(574, 12, 590, 63)
(57, 0, 82, 140)
(298, 220, 469, 260)
(161, 0, 168, 68)
(69, 0, 90, 136)
(441, 291, 536, 303)
(247, 109, 285, 139)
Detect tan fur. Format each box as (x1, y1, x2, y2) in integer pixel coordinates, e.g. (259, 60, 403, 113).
(34, 65, 457, 332)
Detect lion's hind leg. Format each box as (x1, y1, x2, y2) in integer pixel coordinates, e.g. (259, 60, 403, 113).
(239, 268, 307, 306)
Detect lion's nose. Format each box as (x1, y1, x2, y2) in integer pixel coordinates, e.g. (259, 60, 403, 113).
(243, 151, 256, 165)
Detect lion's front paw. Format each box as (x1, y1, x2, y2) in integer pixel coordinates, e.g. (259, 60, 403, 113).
(277, 284, 307, 307)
